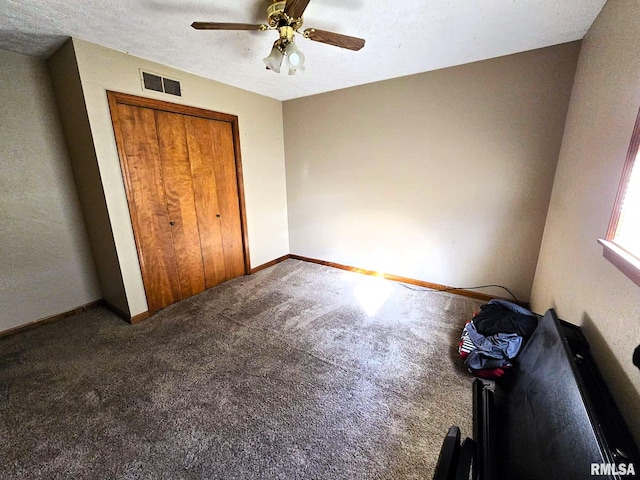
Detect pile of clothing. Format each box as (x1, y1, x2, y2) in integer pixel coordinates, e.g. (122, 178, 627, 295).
(458, 299, 537, 379)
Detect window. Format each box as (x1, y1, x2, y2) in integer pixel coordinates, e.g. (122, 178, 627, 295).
(613, 155, 640, 253)
(599, 107, 640, 287)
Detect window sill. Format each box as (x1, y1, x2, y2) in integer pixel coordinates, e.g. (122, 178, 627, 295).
(598, 239, 640, 288)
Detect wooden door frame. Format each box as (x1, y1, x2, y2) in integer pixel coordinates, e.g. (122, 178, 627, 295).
(107, 91, 251, 306)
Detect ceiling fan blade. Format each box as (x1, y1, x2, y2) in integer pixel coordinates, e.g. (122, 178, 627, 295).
(191, 22, 265, 30)
(304, 29, 365, 51)
(284, 0, 312, 19)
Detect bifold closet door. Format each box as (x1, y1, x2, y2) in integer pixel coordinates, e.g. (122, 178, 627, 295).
(185, 116, 246, 285)
(109, 92, 248, 315)
(155, 111, 207, 299)
(116, 103, 183, 312)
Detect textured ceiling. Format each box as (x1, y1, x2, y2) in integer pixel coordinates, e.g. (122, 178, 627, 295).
(0, 0, 606, 100)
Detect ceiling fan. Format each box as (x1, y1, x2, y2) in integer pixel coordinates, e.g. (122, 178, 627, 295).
(191, 0, 366, 75)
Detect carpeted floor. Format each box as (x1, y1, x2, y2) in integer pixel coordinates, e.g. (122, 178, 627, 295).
(0, 259, 484, 479)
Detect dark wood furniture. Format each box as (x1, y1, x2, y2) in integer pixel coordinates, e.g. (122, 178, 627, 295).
(433, 426, 477, 480)
(474, 309, 639, 479)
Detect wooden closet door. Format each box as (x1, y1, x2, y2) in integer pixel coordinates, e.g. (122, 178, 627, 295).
(155, 111, 207, 298)
(115, 103, 182, 313)
(109, 91, 250, 316)
(185, 116, 227, 287)
(209, 120, 246, 280)
(185, 117, 245, 285)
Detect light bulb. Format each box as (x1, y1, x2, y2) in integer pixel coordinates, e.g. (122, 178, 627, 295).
(288, 51, 302, 67)
(285, 42, 305, 74)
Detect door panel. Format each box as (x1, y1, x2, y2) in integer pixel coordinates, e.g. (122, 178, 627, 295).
(185, 116, 227, 288)
(116, 104, 182, 313)
(210, 121, 246, 280)
(156, 111, 207, 298)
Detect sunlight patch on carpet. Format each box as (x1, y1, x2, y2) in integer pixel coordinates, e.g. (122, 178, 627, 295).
(353, 275, 393, 317)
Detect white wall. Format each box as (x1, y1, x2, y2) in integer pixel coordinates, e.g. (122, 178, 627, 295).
(531, 0, 640, 442)
(0, 49, 101, 332)
(284, 43, 580, 302)
(66, 39, 290, 317)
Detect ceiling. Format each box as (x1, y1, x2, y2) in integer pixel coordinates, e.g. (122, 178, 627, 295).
(0, 0, 606, 101)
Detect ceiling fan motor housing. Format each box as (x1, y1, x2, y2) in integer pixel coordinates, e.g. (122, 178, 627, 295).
(267, 1, 303, 31)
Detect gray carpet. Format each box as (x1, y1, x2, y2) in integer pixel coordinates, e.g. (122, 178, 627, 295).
(0, 259, 484, 479)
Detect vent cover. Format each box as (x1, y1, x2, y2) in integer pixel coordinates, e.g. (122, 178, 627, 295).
(142, 72, 163, 92)
(140, 70, 182, 97)
(163, 78, 181, 96)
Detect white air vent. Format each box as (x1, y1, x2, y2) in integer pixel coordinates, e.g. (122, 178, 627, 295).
(140, 70, 182, 97)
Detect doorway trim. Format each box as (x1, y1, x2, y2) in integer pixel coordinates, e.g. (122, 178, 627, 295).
(107, 91, 251, 308)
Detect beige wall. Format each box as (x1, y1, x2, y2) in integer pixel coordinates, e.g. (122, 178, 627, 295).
(531, 0, 640, 442)
(48, 41, 129, 314)
(284, 43, 580, 302)
(67, 39, 290, 317)
(0, 49, 101, 331)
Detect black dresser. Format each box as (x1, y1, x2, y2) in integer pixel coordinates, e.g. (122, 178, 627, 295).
(473, 309, 640, 479)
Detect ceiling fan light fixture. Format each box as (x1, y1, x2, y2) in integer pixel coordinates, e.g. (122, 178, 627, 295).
(192, 0, 366, 73)
(263, 45, 284, 73)
(285, 41, 306, 74)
